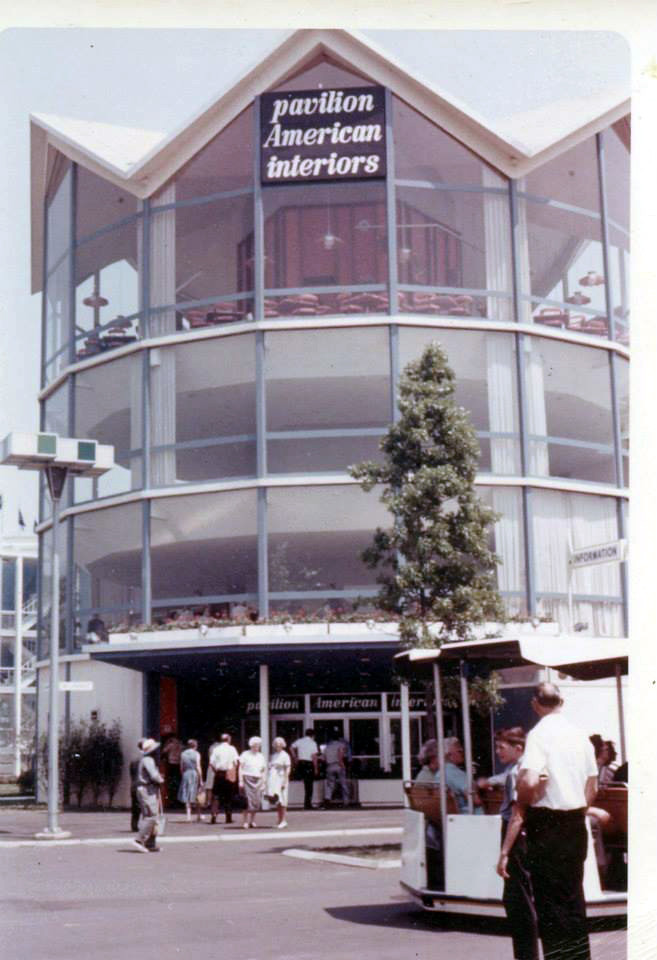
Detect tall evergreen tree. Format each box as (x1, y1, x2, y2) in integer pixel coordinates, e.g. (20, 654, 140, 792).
(351, 342, 505, 646)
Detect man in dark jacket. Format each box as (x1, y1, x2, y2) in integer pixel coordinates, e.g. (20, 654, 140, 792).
(129, 739, 144, 831)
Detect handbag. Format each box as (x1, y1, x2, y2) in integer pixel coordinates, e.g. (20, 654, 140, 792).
(196, 788, 207, 806)
(226, 765, 237, 783)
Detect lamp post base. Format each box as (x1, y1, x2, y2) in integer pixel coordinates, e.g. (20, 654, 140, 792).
(34, 828, 73, 840)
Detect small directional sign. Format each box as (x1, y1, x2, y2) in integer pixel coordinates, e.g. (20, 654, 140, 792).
(58, 680, 94, 692)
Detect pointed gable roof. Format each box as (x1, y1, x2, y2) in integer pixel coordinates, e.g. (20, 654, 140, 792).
(30, 28, 630, 290)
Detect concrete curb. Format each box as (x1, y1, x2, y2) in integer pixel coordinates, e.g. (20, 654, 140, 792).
(0, 825, 402, 850)
(283, 847, 401, 870)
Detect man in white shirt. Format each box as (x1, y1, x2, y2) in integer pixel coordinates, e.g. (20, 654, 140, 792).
(517, 682, 598, 960)
(209, 733, 239, 824)
(291, 729, 319, 810)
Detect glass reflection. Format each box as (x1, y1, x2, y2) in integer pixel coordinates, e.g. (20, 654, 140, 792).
(73, 504, 143, 642)
(533, 489, 623, 636)
(150, 491, 257, 603)
(397, 186, 512, 320)
(262, 180, 388, 316)
(267, 485, 387, 598)
(74, 222, 141, 359)
(150, 335, 256, 486)
(520, 136, 607, 337)
(74, 353, 143, 501)
(523, 338, 615, 483)
(399, 327, 521, 474)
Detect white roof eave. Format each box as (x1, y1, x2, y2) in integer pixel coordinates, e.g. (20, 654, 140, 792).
(30, 27, 631, 292)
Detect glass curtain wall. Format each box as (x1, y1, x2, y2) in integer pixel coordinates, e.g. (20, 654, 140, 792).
(603, 122, 630, 345)
(44, 160, 72, 384)
(72, 503, 143, 646)
(149, 334, 256, 487)
(393, 98, 514, 321)
(532, 489, 623, 636)
(265, 326, 390, 472)
(149, 108, 255, 334)
(38, 77, 630, 641)
(517, 136, 609, 339)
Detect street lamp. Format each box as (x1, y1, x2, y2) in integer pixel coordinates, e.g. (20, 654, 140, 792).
(1, 432, 114, 839)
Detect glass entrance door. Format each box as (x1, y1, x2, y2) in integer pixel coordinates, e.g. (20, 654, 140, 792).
(273, 718, 304, 748)
(349, 717, 381, 777)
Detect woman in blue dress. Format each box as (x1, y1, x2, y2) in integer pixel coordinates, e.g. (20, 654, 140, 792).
(178, 738, 203, 821)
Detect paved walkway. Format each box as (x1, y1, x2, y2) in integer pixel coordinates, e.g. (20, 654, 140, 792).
(0, 805, 625, 960)
(0, 804, 404, 846)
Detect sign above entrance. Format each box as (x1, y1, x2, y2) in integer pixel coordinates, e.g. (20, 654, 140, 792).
(246, 695, 304, 715)
(310, 693, 382, 713)
(260, 86, 387, 185)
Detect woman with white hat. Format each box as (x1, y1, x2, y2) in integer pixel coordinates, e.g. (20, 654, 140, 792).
(133, 738, 164, 853)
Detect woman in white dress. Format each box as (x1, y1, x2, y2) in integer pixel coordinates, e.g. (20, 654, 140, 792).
(238, 736, 267, 829)
(267, 737, 292, 829)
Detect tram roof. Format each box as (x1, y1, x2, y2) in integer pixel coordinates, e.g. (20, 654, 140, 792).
(396, 635, 628, 680)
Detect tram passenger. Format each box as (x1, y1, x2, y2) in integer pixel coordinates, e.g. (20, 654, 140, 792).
(415, 739, 439, 782)
(494, 728, 539, 960)
(440, 737, 483, 814)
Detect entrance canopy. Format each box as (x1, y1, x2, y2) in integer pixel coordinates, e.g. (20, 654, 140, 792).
(396, 635, 628, 680)
(87, 629, 401, 692)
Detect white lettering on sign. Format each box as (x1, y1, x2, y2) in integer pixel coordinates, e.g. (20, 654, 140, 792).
(261, 86, 386, 185)
(245, 696, 303, 715)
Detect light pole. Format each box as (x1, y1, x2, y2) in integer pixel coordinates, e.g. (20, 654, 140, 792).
(1, 433, 114, 839)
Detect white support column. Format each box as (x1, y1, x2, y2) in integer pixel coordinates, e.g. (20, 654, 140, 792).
(459, 661, 474, 815)
(400, 681, 411, 805)
(381, 692, 391, 772)
(14, 556, 23, 778)
(259, 664, 270, 763)
(433, 662, 448, 879)
(615, 664, 627, 765)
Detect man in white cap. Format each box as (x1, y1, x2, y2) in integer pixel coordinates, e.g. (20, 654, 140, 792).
(133, 738, 164, 853)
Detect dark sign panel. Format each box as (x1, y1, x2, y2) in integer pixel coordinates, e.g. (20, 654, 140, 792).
(260, 86, 386, 186)
(387, 692, 426, 712)
(245, 695, 304, 715)
(310, 693, 382, 713)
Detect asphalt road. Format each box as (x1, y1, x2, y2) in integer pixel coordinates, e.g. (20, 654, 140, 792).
(0, 810, 626, 960)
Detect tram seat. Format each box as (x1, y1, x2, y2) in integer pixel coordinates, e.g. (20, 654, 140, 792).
(480, 785, 504, 815)
(404, 781, 458, 822)
(594, 785, 628, 837)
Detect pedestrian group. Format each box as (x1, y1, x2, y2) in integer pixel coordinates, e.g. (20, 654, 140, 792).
(129, 726, 352, 852)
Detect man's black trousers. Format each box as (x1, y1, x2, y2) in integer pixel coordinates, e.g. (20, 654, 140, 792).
(525, 807, 591, 960)
(212, 771, 234, 821)
(501, 820, 539, 960)
(296, 760, 315, 809)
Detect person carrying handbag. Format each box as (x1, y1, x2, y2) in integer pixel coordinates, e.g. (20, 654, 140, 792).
(132, 738, 164, 853)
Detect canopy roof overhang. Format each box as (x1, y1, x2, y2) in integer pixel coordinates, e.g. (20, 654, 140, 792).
(85, 630, 402, 690)
(396, 635, 628, 681)
(30, 27, 630, 293)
